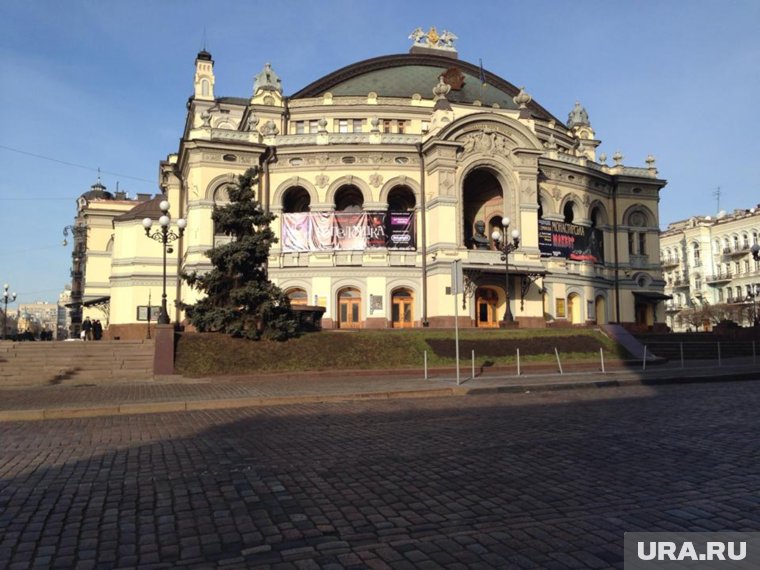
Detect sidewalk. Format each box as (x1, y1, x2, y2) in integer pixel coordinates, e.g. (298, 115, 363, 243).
(0, 358, 758, 421)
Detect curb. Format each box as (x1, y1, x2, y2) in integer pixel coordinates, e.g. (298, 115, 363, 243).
(0, 370, 758, 422)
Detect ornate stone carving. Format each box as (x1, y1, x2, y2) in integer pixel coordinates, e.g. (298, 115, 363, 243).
(409, 27, 457, 51)
(552, 185, 561, 202)
(440, 170, 455, 197)
(369, 173, 383, 188)
(260, 120, 279, 136)
(582, 194, 591, 207)
(521, 179, 536, 200)
(315, 174, 329, 189)
(244, 112, 259, 132)
(457, 130, 513, 158)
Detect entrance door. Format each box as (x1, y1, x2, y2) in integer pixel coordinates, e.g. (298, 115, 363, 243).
(391, 288, 414, 328)
(595, 295, 606, 324)
(635, 302, 648, 327)
(338, 287, 362, 328)
(476, 288, 499, 327)
(568, 293, 582, 324)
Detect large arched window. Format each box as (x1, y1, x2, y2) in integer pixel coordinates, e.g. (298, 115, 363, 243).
(334, 185, 364, 212)
(387, 186, 415, 212)
(626, 209, 649, 256)
(563, 201, 576, 224)
(286, 287, 308, 306)
(462, 169, 503, 249)
(282, 187, 311, 213)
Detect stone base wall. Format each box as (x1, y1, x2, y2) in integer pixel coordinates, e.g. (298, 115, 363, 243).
(107, 323, 155, 341)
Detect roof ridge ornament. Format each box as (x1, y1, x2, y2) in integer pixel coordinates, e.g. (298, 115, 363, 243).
(409, 27, 458, 52)
(253, 62, 282, 95)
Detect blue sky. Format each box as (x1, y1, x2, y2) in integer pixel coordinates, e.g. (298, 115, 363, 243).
(1, 0, 759, 304)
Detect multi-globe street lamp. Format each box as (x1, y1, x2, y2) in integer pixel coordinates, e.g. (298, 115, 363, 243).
(142, 200, 186, 325)
(63, 223, 88, 337)
(2, 284, 17, 340)
(491, 217, 521, 324)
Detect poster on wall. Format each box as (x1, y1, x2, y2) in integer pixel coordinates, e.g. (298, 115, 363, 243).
(538, 219, 604, 264)
(281, 212, 416, 252)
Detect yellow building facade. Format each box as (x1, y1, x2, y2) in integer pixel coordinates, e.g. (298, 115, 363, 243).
(90, 32, 669, 338)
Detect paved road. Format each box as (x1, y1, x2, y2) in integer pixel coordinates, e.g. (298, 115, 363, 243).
(2, 381, 760, 569)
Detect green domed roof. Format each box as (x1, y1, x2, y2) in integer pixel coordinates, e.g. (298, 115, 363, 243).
(291, 53, 560, 123)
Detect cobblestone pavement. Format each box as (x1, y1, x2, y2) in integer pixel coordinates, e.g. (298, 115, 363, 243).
(2, 381, 760, 569)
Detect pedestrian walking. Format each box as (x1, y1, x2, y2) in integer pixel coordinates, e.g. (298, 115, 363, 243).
(82, 317, 93, 341)
(93, 320, 103, 341)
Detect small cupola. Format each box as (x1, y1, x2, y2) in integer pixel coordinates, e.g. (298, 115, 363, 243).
(193, 49, 215, 101)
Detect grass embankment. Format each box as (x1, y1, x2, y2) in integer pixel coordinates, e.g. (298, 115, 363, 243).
(175, 328, 630, 377)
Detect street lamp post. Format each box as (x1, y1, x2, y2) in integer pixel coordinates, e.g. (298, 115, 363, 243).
(747, 283, 760, 327)
(63, 224, 88, 337)
(491, 217, 521, 324)
(143, 200, 186, 325)
(2, 284, 17, 340)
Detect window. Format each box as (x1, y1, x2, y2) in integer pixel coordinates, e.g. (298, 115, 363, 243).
(638, 233, 647, 256)
(563, 201, 575, 224)
(727, 288, 733, 302)
(717, 289, 724, 302)
(743, 234, 750, 249)
(338, 119, 349, 133)
(352, 119, 363, 133)
(309, 120, 319, 133)
(382, 119, 392, 133)
(733, 236, 740, 251)
(745, 260, 750, 274)
(693, 243, 700, 262)
(735, 262, 741, 275)
(397, 120, 408, 134)
(295, 121, 305, 134)
(736, 286, 742, 299)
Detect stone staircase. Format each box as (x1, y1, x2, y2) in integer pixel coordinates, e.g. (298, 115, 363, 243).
(0, 340, 155, 387)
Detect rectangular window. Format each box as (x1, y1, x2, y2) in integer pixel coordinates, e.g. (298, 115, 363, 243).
(309, 120, 319, 133)
(727, 288, 733, 302)
(294, 121, 305, 134)
(745, 260, 750, 273)
(338, 119, 349, 133)
(638, 233, 646, 256)
(397, 120, 408, 134)
(717, 289, 724, 302)
(382, 119, 392, 133)
(352, 119, 363, 133)
(628, 233, 635, 255)
(735, 262, 741, 274)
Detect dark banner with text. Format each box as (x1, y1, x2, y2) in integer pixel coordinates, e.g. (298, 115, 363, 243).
(282, 212, 416, 252)
(538, 219, 604, 263)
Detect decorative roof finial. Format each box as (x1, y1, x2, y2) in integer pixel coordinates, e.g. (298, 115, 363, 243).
(567, 101, 590, 128)
(513, 87, 532, 109)
(253, 62, 282, 94)
(612, 150, 624, 165)
(408, 27, 458, 51)
(645, 154, 656, 169)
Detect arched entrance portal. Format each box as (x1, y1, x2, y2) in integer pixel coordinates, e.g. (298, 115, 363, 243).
(475, 287, 500, 328)
(337, 287, 362, 328)
(462, 169, 503, 249)
(567, 293, 583, 324)
(594, 295, 607, 324)
(391, 288, 414, 328)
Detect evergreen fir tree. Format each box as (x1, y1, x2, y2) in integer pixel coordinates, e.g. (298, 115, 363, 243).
(182, 167, 299, 340)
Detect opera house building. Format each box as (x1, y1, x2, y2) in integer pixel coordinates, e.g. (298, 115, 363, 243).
(69, 30, 668, 338)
